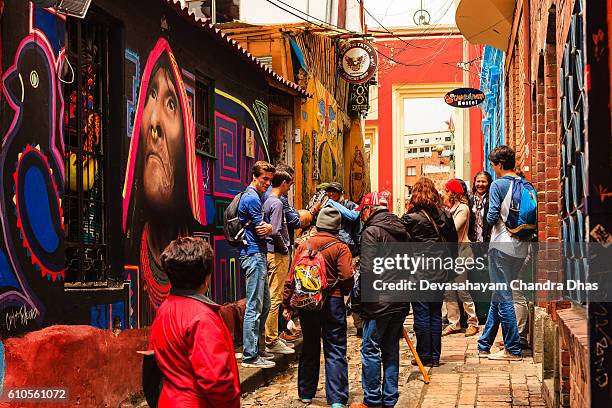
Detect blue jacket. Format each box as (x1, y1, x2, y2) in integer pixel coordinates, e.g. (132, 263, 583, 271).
(237, 186, 267, 256)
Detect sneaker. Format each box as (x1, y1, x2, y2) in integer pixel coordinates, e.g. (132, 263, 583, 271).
(299, 397, 313, 403)
(411, 357, 431, 366)
(266, 340, 295, 355)
(465, 325, 479, 337)
(241, 357, 276, 368)
(278, 337, 295, 349)
(442, 326, 460, 336)
(429, 360, 440, 367)
(260, 351, 275, 360)
(332, 404, 347, 408)
(478, 350, 490, 358)
(487, 349, 522, 361)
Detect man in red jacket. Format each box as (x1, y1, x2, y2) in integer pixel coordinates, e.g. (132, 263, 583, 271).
(149, 237, 240, 407)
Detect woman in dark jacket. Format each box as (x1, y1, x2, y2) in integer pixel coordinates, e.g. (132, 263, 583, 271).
(401, 177, 458, 367)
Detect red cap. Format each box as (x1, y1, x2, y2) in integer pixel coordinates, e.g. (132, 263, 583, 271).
(445, 179, 464, 195)
(356, 191, 390, 211)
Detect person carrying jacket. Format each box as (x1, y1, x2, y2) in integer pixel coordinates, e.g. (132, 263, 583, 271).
(282, 205, 354, 408)
(149, 237, 240, 408)
(351, 192, 409, 408)
(401, 178, 458, 368)
(325, 182, 361, 256)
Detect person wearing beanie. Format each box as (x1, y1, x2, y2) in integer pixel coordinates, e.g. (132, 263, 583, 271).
(282, 205, 354, 407)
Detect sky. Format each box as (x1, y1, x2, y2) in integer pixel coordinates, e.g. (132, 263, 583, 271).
(364, 0, 456, 28)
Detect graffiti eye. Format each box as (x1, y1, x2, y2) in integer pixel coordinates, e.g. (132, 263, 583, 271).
(167, 98, 176, 112)
(150, 88, 158, 99)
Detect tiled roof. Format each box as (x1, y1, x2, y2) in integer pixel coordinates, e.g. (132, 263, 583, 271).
(166, 0, 311, 98)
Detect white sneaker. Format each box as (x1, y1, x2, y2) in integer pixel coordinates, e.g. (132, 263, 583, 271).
(241, 356, 276, 368)
(260, 351, 275, 360)
(278, 337, 295, 349)
(266, 341, 295, 355)
(487, 349, 522, 361)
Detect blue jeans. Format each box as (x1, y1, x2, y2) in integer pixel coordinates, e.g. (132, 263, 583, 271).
(241, 253, 270, 362)
(361, 312, 407, 406)
(298, 296, 348, 405)
(412, 301, 442, 362)
(477, 248, 523, 356)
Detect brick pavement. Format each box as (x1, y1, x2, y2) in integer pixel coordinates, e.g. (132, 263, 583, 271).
(241, 316, 545, 408)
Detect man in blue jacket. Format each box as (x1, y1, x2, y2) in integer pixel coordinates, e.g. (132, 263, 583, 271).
(239, 161, 276, 369)
(477, 145, 526, 361)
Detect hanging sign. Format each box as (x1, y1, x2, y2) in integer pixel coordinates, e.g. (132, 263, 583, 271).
(338, 41, 378, 84)
(349, 83, 370, 114)
(444, 88, 485, 108)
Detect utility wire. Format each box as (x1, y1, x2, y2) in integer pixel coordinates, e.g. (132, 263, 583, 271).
(264, 0, 351, 35)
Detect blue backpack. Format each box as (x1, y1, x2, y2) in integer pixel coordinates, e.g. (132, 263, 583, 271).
(505, 177, 538, 240)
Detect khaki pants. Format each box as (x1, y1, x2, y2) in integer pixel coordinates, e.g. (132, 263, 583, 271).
(265, 252, 290, 346)
(444, 272, 479, 330)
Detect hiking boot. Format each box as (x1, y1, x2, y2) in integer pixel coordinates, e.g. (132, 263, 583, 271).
(465, 325, 479, 337)
(266, 340, 295, 355)
(241, 356, 276, 368)
(260, 351, 275, 360)
(478, 350, 490, 358)
(442, 326, 460, 336)
(487, 349, 522, 361)
(278, 337, 295, 349)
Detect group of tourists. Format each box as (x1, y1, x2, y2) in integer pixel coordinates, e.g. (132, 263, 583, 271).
(146, 144, 536, 407)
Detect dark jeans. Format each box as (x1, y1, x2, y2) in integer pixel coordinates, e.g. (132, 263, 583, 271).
(412, 301, 442, 362)
(361, 312, 407, 406)
(477, 248, 524, 356)
(298, 296, 348, 405)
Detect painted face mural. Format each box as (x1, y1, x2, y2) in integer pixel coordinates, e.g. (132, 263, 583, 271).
(123, 38, 203, 319)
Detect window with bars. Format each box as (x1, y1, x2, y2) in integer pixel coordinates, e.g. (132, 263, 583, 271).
(195, 75, 215, 157)
(560, 0, 587, 304)
(63, 14, 110, 283)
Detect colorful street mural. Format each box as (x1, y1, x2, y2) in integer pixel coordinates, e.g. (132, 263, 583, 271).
(123, 39, 269, 327)
(1, 3, 271, 336)
(0, 7, 66, 338)
(296, 77, 342, 205)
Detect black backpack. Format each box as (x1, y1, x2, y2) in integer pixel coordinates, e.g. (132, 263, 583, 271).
(223, 191, 251, 247)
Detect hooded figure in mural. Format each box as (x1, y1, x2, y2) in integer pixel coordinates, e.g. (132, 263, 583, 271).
(123, 38, 203, 313)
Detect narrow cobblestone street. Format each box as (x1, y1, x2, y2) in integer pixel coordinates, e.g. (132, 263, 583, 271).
(242, 316, 544, 408)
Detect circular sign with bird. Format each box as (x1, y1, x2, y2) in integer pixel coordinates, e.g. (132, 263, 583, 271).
(338, 41, 378, 84)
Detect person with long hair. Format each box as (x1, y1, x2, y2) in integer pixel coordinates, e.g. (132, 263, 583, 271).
(441, 179, 479, 337)
(401, 178, 458, 367)
(469, 171, 493, 243)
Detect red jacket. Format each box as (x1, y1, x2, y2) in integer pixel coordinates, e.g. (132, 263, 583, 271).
(149, 291, 240, 408)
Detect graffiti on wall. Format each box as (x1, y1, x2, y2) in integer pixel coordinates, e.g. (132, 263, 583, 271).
(122, 38, 269, 324)
(125, 49, 141, 137)
(297, 77, 341, 204)
(0, 17, 65, 336)
(350, 145, 366, 203)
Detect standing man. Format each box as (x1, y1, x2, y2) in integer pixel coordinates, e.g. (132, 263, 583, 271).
(263, 163, 302, 243)
(477, 146, 526, 361)
(263, 169, 295, 355)
(239, 161, 276, 368)
(352, 192, 409, 408)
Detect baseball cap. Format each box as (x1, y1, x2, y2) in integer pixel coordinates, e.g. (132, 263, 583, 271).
(325, 182, 344, 193)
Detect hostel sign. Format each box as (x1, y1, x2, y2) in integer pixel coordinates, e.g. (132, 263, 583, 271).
(444, 88, 485, 108)
(338, 41, 378, 84)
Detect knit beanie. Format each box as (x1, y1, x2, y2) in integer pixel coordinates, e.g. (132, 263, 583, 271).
(315, 205, 342, 231)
